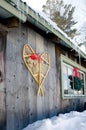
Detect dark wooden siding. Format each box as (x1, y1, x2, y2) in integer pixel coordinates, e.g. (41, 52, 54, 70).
(55, 44, 86, 113)
(0, 34, 6, 130)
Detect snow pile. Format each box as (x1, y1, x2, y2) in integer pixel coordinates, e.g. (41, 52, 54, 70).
(23, 111, 86, 130)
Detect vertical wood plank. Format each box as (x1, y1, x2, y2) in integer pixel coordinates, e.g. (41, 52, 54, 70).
(35, 33, 45, 120)
(28, 28, 37, 123)
(0, 35, 6, 130)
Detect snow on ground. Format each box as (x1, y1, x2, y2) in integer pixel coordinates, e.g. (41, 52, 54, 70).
(23, 111, 86, 130)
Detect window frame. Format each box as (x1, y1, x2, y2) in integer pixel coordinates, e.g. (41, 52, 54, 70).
(61, 54, 86, 99)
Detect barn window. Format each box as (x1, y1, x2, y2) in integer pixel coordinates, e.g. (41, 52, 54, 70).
(61, 55, 86, 99)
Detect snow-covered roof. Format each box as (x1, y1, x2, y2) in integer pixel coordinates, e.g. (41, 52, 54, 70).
(2, 0, 86, 59)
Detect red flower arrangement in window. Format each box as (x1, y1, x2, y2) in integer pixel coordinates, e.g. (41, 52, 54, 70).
(69, 67, 83, 91)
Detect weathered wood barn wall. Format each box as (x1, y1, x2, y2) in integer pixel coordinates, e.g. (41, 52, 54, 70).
(0, 0, 86, 130)
(0, 22, 85, 130)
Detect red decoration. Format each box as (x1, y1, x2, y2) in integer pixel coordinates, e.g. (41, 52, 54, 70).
(29, 53, 42, 62)
(29, 53, 38, 60)
(73, 67, 80, 77)
(37, 55, 42, 62)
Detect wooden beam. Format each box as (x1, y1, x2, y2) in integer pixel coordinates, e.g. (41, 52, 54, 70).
(48, 36, 59, 43)
(5, 17, 19, 28)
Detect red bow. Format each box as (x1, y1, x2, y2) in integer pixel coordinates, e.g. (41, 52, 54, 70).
(73, 67, 80, 77)
(29, 53, 42, 62)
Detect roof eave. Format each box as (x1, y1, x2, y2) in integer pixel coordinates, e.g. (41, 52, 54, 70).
(3, 0, 86, 59)
(0, 0, 27, 22)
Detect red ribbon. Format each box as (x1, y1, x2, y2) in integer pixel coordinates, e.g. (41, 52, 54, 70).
(73, 67, 80, 77)
(29, 53, 42, 62)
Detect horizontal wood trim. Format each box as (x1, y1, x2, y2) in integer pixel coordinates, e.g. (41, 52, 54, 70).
(0, 0, 26, 22)
(5, 17, 19, 28)
(61, 54, 86, 72)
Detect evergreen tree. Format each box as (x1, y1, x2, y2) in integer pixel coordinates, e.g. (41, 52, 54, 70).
(42, 0, 78, 38)
(75, 22, 86, 48)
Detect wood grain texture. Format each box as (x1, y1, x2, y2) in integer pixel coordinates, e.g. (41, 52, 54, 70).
(0, 35, 6, 130)
(5, 23, 86, 130)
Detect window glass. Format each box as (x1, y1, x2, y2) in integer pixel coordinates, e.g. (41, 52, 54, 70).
(61, 55, 86, 99)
